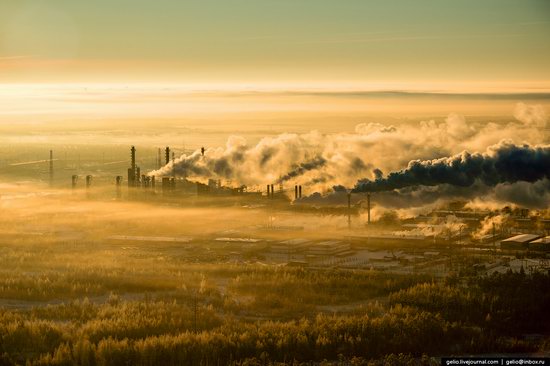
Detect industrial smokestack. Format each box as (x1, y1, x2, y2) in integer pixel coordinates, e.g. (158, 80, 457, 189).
(299, 185, 302, 199)
(266, 184, 270, 198)
(127, 168, 134, 187)
(131, 146, 136, 171)
(128, 146, 136, 188)
(165, 147, 170, 165)
(201, 147, 205, 156)
(294, 185, 298, 200)
(49, 150, 54, 186)
(270, 184, 274, 199)
(86, 175, 92, 189)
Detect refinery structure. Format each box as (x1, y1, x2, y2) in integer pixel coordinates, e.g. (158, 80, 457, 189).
(4, 144, 550, 276)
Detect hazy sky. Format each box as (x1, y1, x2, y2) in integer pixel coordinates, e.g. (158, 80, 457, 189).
(1, 0, 550, 89)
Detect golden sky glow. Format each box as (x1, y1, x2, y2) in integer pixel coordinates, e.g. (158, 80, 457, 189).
(1, 0, 550, 89)
(1, 0, 549, 140)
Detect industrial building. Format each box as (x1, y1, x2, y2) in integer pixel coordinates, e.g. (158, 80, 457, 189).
(197, 180, 261, 197)
(529, 236, 550, 252)
(270, 238, 311, 254)
(349, 233, 433, 247)
(106, 235, 193, 245)
(307, 240, 352, 257)
(37, 145, 549, 256)
(476, 233, 502, 244)
(500, 234, 541, 250)
(127, 146, 140, 187)
(515, 218, 550, 231)
(214, 237, 264, 244)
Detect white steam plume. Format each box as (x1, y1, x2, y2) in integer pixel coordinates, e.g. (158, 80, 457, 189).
(149, 104, 548, 209)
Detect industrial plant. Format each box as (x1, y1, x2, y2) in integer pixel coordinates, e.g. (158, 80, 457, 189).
(2, 0, 550, 363)
(5, 144, 547, 280)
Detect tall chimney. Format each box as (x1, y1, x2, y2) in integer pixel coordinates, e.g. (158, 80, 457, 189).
(367, 193, 371, 225)
(270, 184, 274, 199)
(165, 147, 170, 165)
(294, 185, 298, 200)
(266, 184, 270, 197)
(128, 146, 136, 187)
(299, 185, 302, 199)
(127, 168, 134, 187)
(49, 150, 54, 186)
(130, 146, 136, 171)
(86, 175, 92, 189)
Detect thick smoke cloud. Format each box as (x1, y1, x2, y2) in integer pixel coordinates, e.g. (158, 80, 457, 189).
(493, 178, 550, 209)
(366, 179, 550, 212)
(149, 103, 548, 209)
(276, 157, 327, 183)
(353, 141, 550, 192)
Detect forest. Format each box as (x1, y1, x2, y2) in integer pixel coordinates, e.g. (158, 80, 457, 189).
(0, 240, 549, 365)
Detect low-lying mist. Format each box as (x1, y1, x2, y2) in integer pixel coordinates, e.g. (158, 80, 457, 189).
(0, 183, 367, 243)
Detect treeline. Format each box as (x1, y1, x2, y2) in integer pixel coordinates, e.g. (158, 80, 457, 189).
(0, 263, 431, 316)
(0, 269, 177, 301)
(0, 298, 221, 365)
(28, 306, 514, 366)
(228, 268, 430, 317)
(389, 272, 550, 335)
(0, 243, 245, 302)
(0, 258, 547, 365)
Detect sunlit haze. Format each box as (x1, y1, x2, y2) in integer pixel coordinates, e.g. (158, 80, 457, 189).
(0, 1, 549, 365)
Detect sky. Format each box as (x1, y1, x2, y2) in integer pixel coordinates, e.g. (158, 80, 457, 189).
(1, 0, 550, 90)
(0, 0, 549, 150)
(0, 1, 548, 210)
